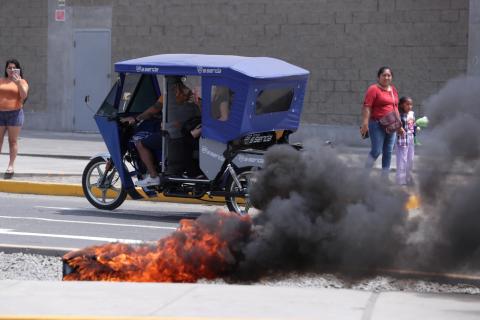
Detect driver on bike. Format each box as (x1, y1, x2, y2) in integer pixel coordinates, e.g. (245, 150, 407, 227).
(120, 94, 163, 187)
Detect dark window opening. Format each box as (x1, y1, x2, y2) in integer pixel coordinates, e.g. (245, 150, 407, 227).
(96, 80, 120, 117)
(118, 73, 141, 113)
(255, 88, 294, 115)
(128, 75, 159, 113)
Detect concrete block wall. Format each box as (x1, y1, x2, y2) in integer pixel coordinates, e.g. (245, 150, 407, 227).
(0, 0, 48, 114)
(110, 0, 469, 127)
(0, 0, 471, 137)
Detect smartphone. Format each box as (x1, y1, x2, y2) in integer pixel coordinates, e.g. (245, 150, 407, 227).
(360, 127, 369, 139)
(12, 68, 20, 75)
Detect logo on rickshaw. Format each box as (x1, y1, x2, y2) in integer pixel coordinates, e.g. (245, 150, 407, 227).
(201, 146, 225, 162)
(243, 133, 274, 145)
(136, 65, 159, 73)
(237, 154, 264, 165)
(196, 66, 222, 74)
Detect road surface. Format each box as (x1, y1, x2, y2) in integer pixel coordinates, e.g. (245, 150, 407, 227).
(0, 192, 222, 251)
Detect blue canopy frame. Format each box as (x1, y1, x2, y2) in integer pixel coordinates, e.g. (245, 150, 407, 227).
(114, 54, 309, 143)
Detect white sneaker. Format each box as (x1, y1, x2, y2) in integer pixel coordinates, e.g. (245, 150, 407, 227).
(136, 175, 160, 187)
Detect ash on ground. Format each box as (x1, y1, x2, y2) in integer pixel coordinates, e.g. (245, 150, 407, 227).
(5, 252, 478, 295)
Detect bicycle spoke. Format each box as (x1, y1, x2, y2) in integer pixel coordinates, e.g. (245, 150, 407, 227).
(101, 189, 107, 203)
(95, 166, 104, 177)
(244, 201, 250, 214)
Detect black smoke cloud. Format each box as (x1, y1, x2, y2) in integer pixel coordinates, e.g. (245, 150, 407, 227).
(415, 76, 480, 270)
(236, 144, 412, 278)
(234, 76, 480, 279)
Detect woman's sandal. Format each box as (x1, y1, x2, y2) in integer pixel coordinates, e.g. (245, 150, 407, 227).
(4, 170, 14, 179)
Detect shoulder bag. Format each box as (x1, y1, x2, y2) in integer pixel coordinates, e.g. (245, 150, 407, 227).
(378, 89, 402, 134)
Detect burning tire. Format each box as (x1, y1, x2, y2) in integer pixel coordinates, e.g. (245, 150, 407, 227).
(225, 167, 259, 216)
(82, 156, 127, 210)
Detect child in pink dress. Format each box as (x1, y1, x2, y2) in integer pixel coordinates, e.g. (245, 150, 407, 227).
(396, 97, 416, 185)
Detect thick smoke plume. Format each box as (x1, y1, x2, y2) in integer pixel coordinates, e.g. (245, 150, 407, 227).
(415, 76, 480, 270)
(236, 76, 480, 279)
(238, 144, 412, 279)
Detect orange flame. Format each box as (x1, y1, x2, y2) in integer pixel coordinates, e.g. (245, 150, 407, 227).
(63, 210, 252, 282)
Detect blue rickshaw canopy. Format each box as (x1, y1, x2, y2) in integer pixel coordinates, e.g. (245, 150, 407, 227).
(113, 53, 309, 143)
(115, 54, 309, 79)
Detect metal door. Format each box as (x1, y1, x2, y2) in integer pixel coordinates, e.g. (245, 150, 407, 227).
(73, 29, 111, 132)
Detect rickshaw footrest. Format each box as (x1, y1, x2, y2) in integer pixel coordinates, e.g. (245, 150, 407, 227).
(163, 191, 205, 199)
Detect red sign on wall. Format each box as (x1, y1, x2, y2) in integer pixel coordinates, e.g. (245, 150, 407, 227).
(55, 9, 65, 22)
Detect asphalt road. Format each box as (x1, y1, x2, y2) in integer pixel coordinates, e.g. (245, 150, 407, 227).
(0, 192, 222, 251)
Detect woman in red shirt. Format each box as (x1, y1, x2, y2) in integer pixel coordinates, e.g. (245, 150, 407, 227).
(360, 66, 403, 177)
(0, 58, 29, 179)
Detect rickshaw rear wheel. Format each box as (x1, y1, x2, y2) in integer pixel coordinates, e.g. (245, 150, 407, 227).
(225, 167, 259, 216)
(82, 156, 127, 210)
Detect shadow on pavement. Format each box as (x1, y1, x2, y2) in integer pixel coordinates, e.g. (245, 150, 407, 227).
(52, 207, 203, 223)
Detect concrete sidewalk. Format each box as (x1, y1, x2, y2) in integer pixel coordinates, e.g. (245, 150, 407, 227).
(0, 130, 372, 179)
(1, 280, 480, 320)
(0, 130, 104, 183)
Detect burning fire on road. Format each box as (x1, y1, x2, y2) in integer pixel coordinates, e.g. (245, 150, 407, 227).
(63, 211, 252, 282)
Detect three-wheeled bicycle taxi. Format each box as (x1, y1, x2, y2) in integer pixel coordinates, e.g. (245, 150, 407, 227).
(82, 54, 309, 215)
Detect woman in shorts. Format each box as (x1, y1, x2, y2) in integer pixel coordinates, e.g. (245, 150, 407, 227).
(0, 58, 29, 179)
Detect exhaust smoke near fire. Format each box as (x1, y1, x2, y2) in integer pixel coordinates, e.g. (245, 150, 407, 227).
(64, 76, 480, 283)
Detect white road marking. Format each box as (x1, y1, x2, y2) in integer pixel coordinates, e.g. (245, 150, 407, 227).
(0, 214, 176, 230)
(36, 206, 94, 211)
(0, 229, 143, 244)
(0, 243, 79, 252)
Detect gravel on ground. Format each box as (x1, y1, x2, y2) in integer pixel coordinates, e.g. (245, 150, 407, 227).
(2, 252, 479, 294)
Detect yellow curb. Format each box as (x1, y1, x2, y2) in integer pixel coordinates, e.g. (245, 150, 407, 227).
(0, 180, 84, 197)
(0, 180, 225, 206)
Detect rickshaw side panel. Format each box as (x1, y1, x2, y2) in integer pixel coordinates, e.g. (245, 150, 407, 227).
(198, 138, 227, 180)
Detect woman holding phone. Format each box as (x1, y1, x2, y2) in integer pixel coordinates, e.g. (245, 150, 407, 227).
(0, 58, 29, 179)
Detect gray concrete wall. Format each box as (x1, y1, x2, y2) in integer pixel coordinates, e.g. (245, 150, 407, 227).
(1, 0, 473, 140)
(1, 0, 112, 131)
(468, 0, 480, 75)
(110, 0, 469, 127)
(36, 0, 112, 131)
(0, 0, 47, 119)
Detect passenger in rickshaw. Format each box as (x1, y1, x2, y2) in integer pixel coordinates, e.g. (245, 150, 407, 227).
(181, 85, 232, 178)
(211, 85, 232, 121)
(182, 108, 202, 178)
(121, 76, 200, 187)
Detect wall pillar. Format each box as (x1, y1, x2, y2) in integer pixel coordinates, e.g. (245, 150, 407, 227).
(468, 0, 480, 75)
